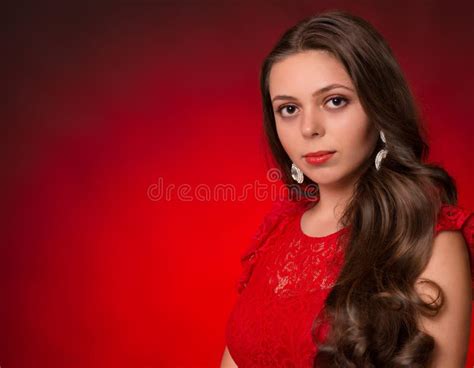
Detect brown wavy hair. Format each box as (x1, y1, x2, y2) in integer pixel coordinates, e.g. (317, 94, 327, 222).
(259, 10, 458, 367)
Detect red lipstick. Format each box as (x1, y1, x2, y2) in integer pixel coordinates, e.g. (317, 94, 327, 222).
(303, 151, 335, 165)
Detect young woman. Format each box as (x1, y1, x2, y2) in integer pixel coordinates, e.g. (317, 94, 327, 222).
(221, 10, 474, 367)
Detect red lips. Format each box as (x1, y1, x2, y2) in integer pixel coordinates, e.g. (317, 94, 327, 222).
(303, 151, 336, 165)
(303, 150, 336, 157)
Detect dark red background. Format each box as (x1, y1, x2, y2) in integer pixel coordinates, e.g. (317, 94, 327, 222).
(3, 2, 473, 367)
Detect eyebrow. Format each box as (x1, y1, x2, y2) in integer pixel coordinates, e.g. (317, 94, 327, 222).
(271, 83, 354, 103)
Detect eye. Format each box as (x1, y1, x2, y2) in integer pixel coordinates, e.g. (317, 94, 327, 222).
(275, 104, 299, 118)
(325, 96, 349, 109)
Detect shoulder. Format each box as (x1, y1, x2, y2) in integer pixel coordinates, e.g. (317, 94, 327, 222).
(249, 197, 311, 245)
(431, 204, 474, 298)
(414, 204, 473, 364)
(420, 230, 471, 300)
(236, 197, 310, 294)
(434, 203, 473, 259)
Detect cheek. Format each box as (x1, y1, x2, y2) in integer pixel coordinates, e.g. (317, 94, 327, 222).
(275, 122, 296, 153)
(338, 121, 376, 161)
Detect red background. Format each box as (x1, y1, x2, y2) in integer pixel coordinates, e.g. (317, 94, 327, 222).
(3, 2, 473, 367)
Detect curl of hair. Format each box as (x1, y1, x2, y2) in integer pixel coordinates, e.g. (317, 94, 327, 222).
(259, 9, 457, 367)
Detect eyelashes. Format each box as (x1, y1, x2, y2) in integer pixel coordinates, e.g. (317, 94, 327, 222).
(326, 96, 349, 109)
(275, 96, 350, 118)
(276, 104, 299, 117)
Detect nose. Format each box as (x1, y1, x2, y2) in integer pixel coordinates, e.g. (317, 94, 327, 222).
(300, 108, 324, 138)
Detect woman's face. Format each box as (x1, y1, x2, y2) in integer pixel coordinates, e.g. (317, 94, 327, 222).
(269, 50, 379, 188)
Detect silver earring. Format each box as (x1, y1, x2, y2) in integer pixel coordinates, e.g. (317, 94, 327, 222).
(375, 130, 388, 171)
(291, 163, 304, 184)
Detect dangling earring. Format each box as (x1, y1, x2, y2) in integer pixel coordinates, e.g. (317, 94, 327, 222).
(291, 162, 304, 184)
(375, 130, 388, 171)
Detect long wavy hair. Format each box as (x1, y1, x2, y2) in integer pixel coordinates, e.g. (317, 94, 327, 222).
(259, 10, 458, 367)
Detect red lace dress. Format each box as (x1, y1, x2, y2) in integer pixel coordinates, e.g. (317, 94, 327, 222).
(225, 197, 474, 367)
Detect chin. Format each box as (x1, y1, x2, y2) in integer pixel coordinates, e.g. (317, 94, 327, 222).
(307, 172, 349, 187)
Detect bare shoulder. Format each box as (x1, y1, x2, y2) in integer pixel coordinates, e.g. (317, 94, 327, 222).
(417, 230, 471, 292)
(415, 230, 472, 367)
(220, 345, 238, 368)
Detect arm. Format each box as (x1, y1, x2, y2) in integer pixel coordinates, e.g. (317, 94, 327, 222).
(415, 230, 472, 367)
(220, 345, 238, 368)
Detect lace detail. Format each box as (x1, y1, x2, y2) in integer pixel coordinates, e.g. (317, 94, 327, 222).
(226, 197, 349, 367)
(268, 233, 347, 298)
(435, 203, 474, 298)
(226, 200, 474, 367)
(236, 198, 312, 294)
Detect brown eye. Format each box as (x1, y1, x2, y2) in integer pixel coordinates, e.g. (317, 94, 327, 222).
(277, 105, 299, 118)
(326, 96, 349, 109)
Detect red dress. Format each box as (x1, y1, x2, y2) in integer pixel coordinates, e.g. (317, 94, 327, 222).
(225, 196, 474, 367)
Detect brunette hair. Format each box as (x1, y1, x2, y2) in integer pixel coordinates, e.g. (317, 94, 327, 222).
(259, 9, 457, 367)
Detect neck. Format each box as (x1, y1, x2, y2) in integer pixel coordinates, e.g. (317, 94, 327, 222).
(312, 172, 360, 224)
(316, 186, 353, 222)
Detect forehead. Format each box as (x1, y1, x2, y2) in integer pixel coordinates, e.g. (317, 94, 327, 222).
(269, 50, 353, 96)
